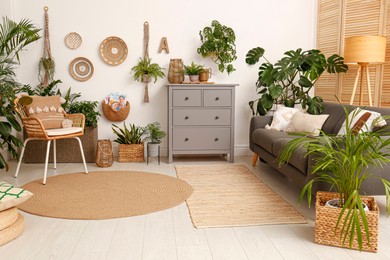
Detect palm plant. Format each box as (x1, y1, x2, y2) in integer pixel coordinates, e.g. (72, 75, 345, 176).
(0, 17, 41, 171)
(278, 106, 390, 250)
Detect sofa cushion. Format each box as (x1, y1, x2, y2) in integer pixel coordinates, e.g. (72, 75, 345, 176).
(252, 129, 290, 154)
(267, 106, 300, 131)
(285, 112, 329, 136)
(272, 138, 308, 175)
(338, 108, 386, 135)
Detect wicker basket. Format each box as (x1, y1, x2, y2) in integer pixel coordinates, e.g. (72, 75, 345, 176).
(315, 191, 379, 252)
(118, 143, 144, 162)
(95, 139, 114, 167)
(102, 101, 130, 122)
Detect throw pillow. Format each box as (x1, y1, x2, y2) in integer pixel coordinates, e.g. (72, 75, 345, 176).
(0, 182, 33, 212)
(62, 119, 73, 128)
(266, 106, 300, 132)
(337, 108, 386, 135)
(285, 111, 330, 136)
(24, 95, 65, 129)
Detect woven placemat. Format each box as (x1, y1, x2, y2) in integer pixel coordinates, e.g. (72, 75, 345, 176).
(69, 57, 94, 82)
(100, 36, 128, 65)
(0, 213, 24, 246)
(65, 32, 82, 49)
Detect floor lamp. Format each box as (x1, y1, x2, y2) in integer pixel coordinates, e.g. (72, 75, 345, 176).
(343, 36, 386, 106)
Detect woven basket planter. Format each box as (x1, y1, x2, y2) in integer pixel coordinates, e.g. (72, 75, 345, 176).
(315, 191, 379, 252)
(118, 143, 144, 162)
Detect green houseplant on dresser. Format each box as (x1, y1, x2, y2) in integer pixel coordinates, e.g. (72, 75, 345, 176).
(278, 106, 390, 252)
(112, 123, 146, 162)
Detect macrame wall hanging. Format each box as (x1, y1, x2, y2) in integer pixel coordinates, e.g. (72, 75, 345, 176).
(39, 6, 55, 87)
(143, 21, 150, 103)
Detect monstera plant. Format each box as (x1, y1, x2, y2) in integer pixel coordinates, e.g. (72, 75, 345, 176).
(0, 17, 41, 171)
(245, 47, 348, 115)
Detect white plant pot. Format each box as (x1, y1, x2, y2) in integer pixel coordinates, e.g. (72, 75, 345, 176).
(325, 198, 369, 211)
(189, 75, 199, 82)
(147, 143, 160, 157)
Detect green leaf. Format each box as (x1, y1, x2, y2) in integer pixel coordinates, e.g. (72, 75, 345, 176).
(268, 84, 283, 99)
(327, 54, 348, 74)
(298, 75, 313, 88)
(245, 47, 265, 65)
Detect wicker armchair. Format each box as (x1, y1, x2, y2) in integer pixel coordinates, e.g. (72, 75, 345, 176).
(14, 96, 88, 184)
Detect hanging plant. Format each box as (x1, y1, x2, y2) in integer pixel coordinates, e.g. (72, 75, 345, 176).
(39, 6, 55, 87)
(197, 20, 237, 74)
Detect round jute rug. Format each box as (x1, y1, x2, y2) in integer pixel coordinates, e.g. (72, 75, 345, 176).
(18, 171, 193, 220)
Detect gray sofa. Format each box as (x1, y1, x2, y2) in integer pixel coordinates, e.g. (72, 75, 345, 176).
(249, 102, 390, 195)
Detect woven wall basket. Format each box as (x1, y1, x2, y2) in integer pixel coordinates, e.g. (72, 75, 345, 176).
(315, 191, 379, 252)
(100, 36, 128, 65)
(118, 143, 145, 162)
(102, 101, 130, 122)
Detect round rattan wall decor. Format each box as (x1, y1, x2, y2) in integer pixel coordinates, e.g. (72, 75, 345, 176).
(100, 36, 128, 65)
(65, 32, 82, 49)
(69, 57, 94, 82)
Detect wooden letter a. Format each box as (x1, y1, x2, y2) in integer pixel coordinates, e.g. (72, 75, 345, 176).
(158, 37, 169, 53)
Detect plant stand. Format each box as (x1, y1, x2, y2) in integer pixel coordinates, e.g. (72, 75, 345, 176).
(147, 143, 160, 165)
(315, 191, 379, 252)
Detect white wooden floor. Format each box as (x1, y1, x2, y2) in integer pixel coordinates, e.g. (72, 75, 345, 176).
(1, 156, 390, 260)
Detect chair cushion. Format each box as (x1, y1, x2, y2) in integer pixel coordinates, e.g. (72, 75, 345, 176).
(46, 127, 83, 136)
(0, 182, 33, 212)
(25, 96, 65, 129)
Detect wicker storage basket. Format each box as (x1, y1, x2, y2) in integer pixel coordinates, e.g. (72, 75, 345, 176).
(95, 139, 114, 167)
(315, 191, 379, 252)
(102, 101, 130, 122)
(118, 143, 144, 162)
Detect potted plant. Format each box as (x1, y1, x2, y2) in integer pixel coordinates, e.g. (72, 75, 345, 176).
(184, 62, 204, 82)
(130, 57, 165, 83)
(112, 123, 146, 162)
(145, 122, 166, 157)
(0, 17, 40, 171)
(245, 47, 348, 115)
(278, 106, 390, 252)
(197, 20, 237, 74)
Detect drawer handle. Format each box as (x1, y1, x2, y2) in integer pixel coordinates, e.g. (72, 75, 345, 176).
(185, 116, 189, 120)
(215, 97, 220, 101)
(214, 138, 219, 142)
(184, 138, 189, 142)
(185, 97, 189, 101)
(215, 116, 219, 120)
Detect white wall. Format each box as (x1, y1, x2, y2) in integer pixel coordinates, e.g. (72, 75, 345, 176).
(10, 0, 317, 155)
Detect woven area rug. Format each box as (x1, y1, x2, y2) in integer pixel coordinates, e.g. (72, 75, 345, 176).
(18, 171, 193, 220)
(176, 164, 307, 228)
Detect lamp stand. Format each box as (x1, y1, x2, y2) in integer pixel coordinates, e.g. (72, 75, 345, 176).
(349, 62, 372, 106)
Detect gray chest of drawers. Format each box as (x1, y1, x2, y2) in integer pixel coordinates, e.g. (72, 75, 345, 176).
(167, 84, 237, 163)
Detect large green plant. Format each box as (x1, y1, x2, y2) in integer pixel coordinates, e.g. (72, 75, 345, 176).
(197, 20, 237, 74)
(112, 123, 146, 144)
(130, 57, 165, 83)
(278, 106, 390, 251)
(68, 101, 100, 128)
(0, 17, 40, 171)
(245, 47, 348, 115)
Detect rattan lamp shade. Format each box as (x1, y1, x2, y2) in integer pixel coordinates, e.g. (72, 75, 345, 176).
(344, 36, 386, 64)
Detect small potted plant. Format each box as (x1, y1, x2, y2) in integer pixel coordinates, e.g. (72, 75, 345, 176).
(184, 62, 204, 82)
(278, 106, 390, 252)
(112, 123, 146, 162)
(145, 122, 166, 158)
(197, 20, 237, 74)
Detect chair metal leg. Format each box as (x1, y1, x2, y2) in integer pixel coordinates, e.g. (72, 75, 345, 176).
(75, 137, 88, 173)
(43, 140, 52, 185)
(53, 139, 57, 169)
(15, 138, 31, 178)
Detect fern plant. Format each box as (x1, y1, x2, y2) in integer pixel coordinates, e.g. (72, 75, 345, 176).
(112, 123, 146, 144)
(130, 57, 165, 83)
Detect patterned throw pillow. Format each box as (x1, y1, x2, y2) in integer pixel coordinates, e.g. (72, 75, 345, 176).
(285, 111, 329, 136)
(0, 182, 33, 212)
(266, 106, 300, 132)
(24, 95, 65, 129)
(338, 108, 386, 135)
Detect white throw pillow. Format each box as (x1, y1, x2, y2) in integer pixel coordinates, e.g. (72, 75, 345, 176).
(285, 111, 329, 136)
(266, 106, 300, 132)
(338, 108, 386, 135)
(0, 182, 33, 212)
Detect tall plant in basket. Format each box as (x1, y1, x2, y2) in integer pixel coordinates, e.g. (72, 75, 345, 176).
(112, 123, 146, 162)
(278, 105, 390, 252)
